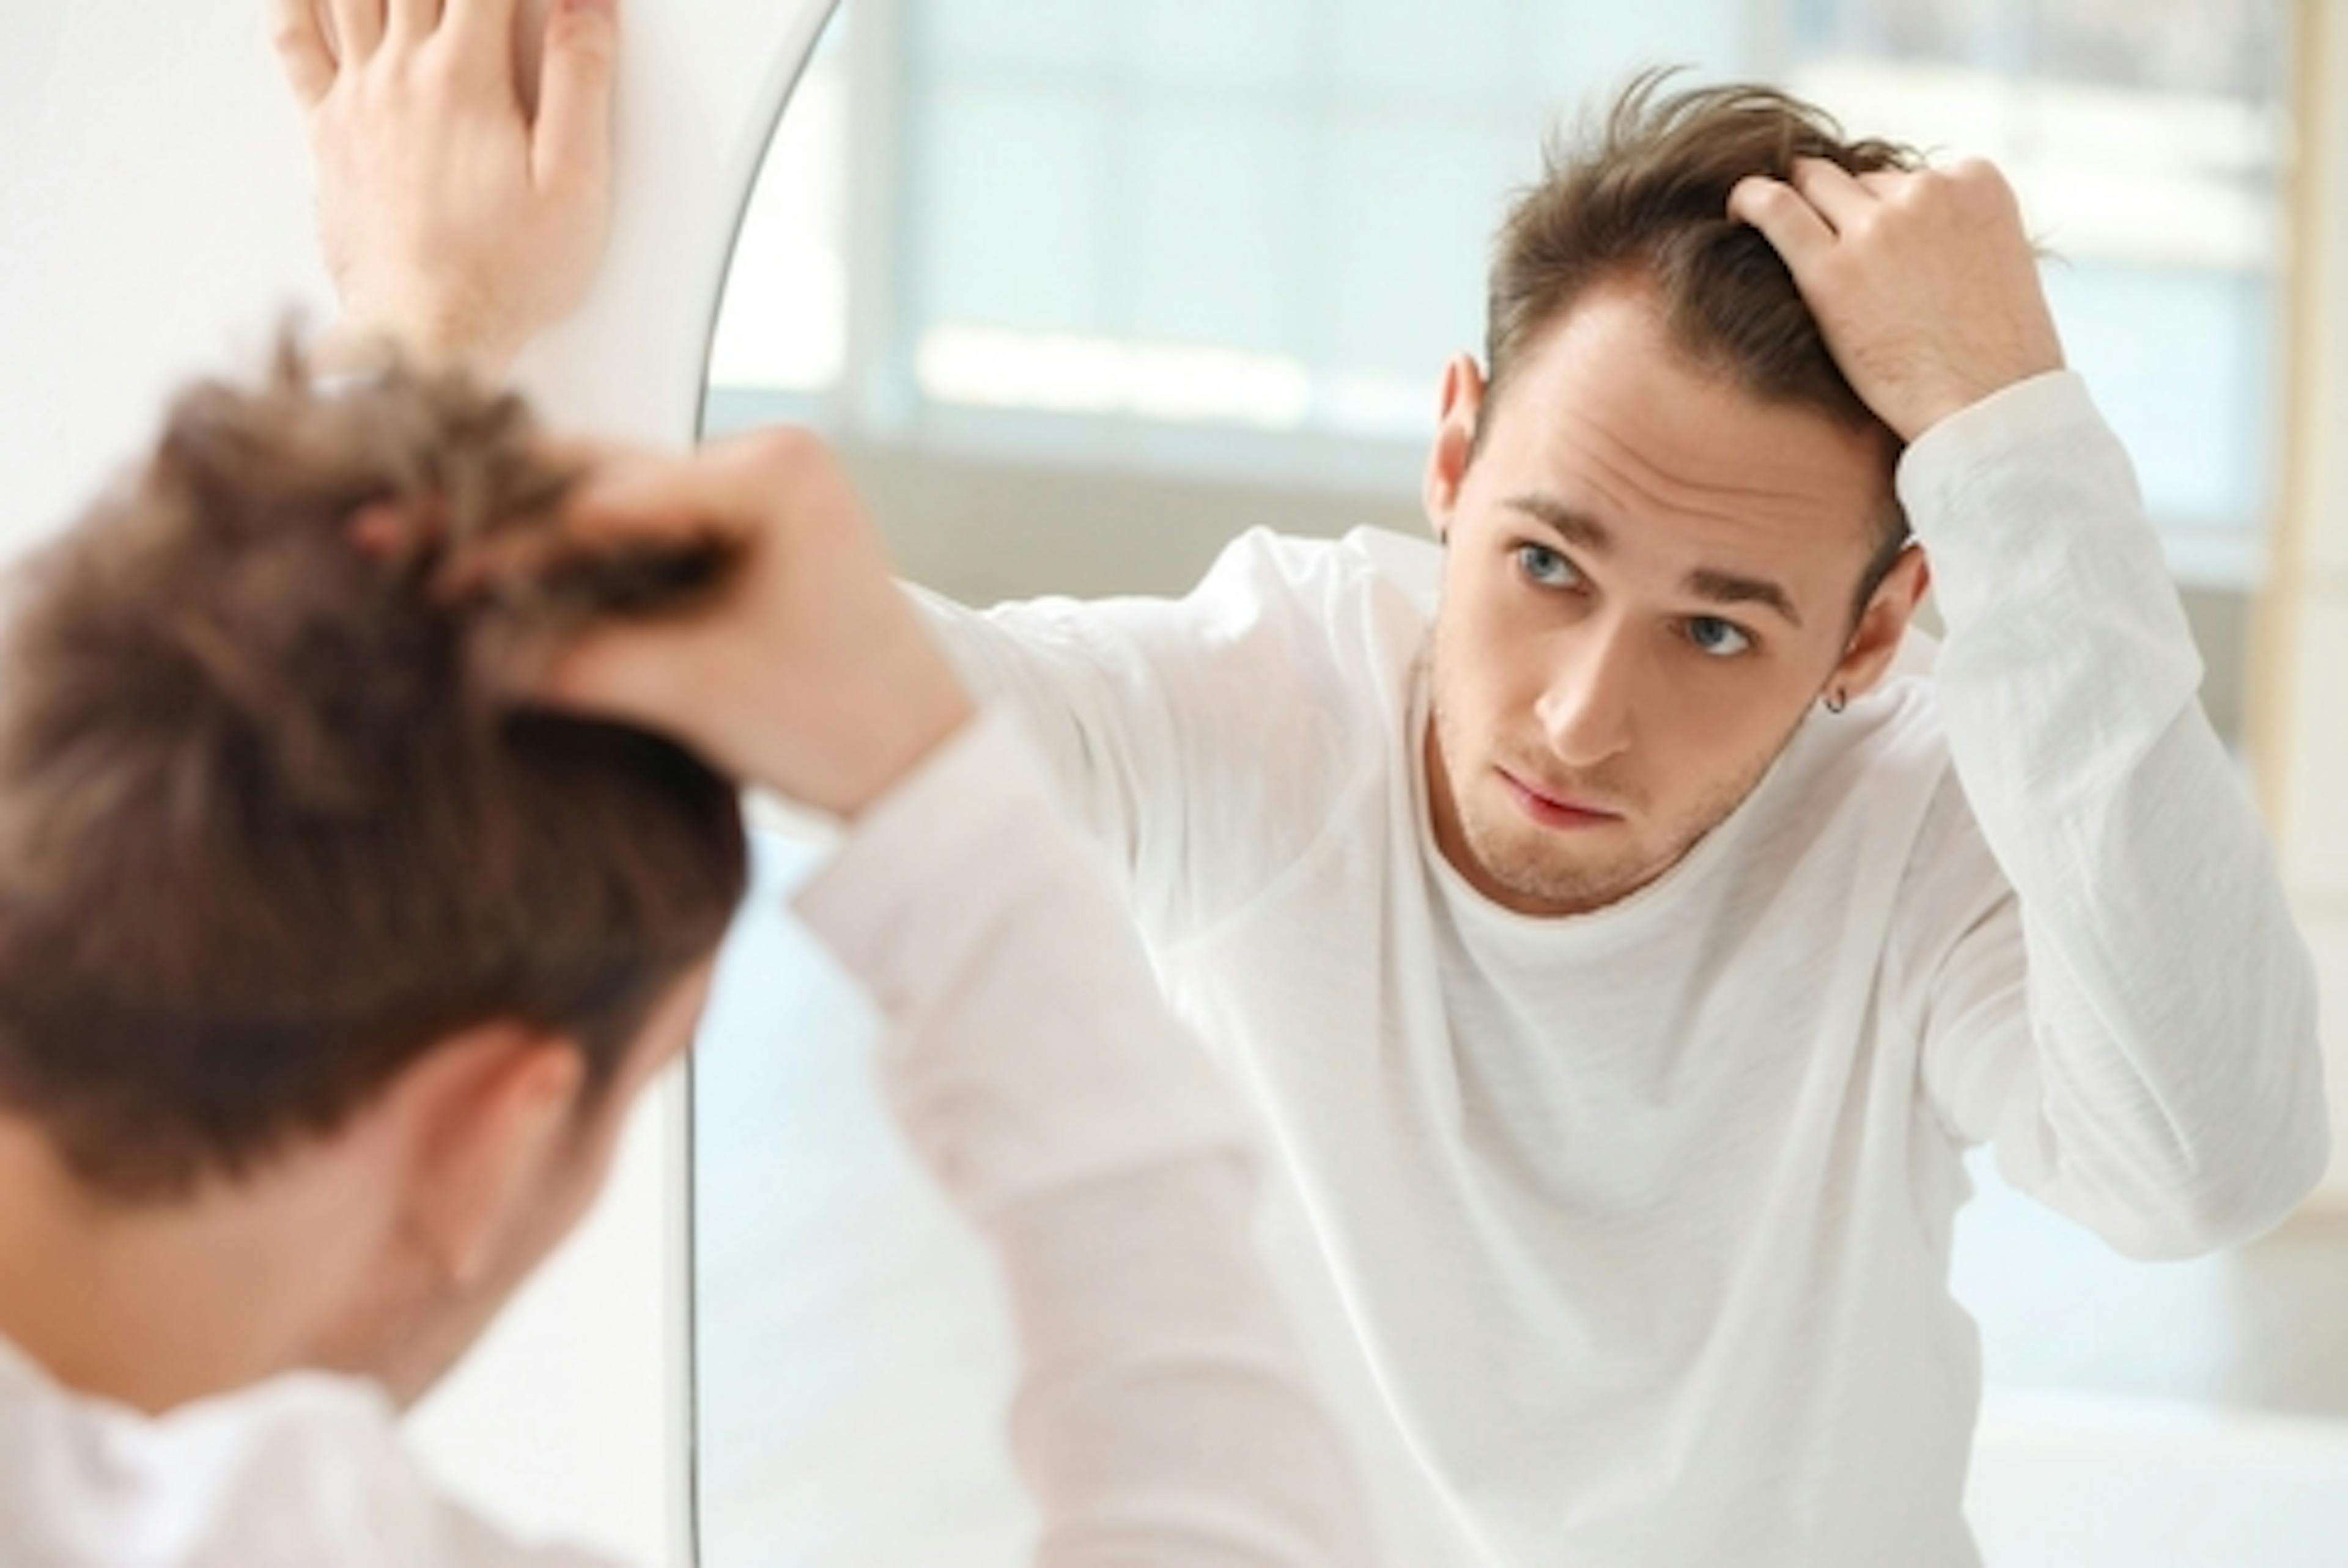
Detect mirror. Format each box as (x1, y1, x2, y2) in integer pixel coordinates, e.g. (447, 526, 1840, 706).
(695, 23, 1031, 1567)
(690, 2, 2343, 1564)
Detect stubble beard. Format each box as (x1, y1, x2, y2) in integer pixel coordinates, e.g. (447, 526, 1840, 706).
(1429, 684, 1796, 916)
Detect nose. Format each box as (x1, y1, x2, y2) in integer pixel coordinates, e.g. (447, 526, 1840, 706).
(1534, 624, 1638, 768)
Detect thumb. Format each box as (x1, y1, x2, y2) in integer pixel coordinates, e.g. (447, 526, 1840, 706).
(535, 0, 619, 196)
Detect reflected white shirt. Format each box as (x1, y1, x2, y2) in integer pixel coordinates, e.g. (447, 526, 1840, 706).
(917, 370, 2330, 1567)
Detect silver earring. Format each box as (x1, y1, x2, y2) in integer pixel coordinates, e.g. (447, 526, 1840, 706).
(1824, 688, 1848, 715)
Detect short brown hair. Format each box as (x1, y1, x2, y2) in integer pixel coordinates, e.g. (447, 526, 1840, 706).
(0, 345, 750, 1200)
(1483, 73, 1922, 603)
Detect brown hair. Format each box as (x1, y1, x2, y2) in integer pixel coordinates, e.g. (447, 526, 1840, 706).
(0, 344, 750, 1200)
(1483, 73, 1923, 605)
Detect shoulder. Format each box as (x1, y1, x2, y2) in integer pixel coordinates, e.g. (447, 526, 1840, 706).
(1801, 641, 2013, 985)
(0, 1364, 613, 1567)
(1741, 631, 1998, 911)
(1132, 528, 1431, 937)
(1188, 525, 1436, 646)
(997, 523, 1434, 748)
(1768, 633, 1954, 817)
(1177, 525, 1435, 716)
(950, 523, 1430, 675)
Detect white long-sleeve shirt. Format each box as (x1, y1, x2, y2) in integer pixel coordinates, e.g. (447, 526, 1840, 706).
(915, 370, 2331, 1567)
(0, 714, 1365, 1568)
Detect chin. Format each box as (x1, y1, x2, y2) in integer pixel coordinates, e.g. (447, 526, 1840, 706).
(1460, 805, 1651, 914)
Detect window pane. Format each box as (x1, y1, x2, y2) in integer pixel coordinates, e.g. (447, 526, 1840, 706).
(2031, 0, 2287, 100)
(915, 84, 1115, 334)
(1317, 116, 1525, 404)
(1324, 0, 1528, 102)
(1792, 0, 2004, 67)
(1120, 0, 1316, 92)
(917, 0, 1110, 73)
(1526, 1, 1752, 93)
(2047, 261, 2276, 531)
(1125, 100, 1315, 355)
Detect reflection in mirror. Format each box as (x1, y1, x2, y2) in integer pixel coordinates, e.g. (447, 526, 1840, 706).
(692, 2, 2345, 1564)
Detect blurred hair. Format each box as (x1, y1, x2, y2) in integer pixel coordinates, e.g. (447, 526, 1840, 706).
(1484, 72, 1924, 608)
(0, 341, 749, 1201)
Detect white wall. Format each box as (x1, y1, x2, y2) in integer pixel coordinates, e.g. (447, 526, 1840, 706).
(0, 1, 837, 1560)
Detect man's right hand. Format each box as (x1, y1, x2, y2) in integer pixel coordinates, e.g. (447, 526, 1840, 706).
(461, 427, 979, 820)
(272, 0, 620, 377)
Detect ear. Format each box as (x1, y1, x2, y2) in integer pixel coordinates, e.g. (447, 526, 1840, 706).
(1423, 353, 1486, 545)
(393, 1023, 588, 1292)
(1828, 545, 1932, 704)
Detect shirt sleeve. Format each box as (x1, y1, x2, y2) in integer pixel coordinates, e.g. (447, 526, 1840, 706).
(906, 531, 1389, 945)
(791, 710, 1370, 1567)
(1894, 370, 2331, 1260)
(429, 1503, 629, 1568)
(0, 1349, 633, 1568)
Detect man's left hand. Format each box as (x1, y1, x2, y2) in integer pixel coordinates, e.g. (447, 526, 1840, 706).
(272, 0, 619, 378)
(1729, 157, 2065, 444)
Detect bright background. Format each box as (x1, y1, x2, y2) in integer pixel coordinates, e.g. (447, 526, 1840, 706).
(2, 2, 2339, 1565)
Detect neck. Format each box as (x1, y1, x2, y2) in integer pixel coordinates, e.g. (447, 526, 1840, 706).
(0, 1119, 394, 1415)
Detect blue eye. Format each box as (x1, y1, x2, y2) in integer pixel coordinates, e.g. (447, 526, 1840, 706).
(1686, 617, 1754, 658)
(1516, 543, 1581, 589)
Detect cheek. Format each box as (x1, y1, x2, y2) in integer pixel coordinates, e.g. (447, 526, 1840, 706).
(1644, 669, 1811, 791)
(1436, 569, 1543, 688)
(1434, 620, 1532, 743)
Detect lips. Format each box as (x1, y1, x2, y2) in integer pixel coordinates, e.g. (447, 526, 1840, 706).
(1496, 766, 1622, 828)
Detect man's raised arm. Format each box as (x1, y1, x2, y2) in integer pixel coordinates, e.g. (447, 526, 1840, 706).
(457, 421, 1372, 1565)
(1736, 158, 2330, 1256)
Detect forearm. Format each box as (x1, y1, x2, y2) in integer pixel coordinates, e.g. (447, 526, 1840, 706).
(1908, 373, 2330, 1251)
(993, 1160, 1367, 1567)
(794, 711, 1365, 1566)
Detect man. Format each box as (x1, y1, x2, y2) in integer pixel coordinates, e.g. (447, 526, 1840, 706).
(0, 350, 1365, 1560)
(280, 3, 2331, 1563)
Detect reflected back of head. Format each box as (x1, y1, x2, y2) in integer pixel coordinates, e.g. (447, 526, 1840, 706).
(0, 350, 750, 1201)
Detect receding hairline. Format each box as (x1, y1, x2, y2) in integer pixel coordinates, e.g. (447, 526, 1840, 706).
(1482, 263, 1883, 430)
(1477, 268, 1902, 477)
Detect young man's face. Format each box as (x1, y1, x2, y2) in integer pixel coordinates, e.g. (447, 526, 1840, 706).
(1422, 282, 1914, 916)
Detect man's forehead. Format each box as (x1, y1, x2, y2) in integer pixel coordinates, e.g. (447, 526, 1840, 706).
(1483, 300, 1892, 561)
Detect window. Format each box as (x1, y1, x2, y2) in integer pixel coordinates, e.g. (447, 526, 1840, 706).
(707, 0, 2293, 584)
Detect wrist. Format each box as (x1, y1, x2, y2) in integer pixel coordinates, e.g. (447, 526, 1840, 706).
(322, 303, 520, 383)
(1906, 365, 2064, 444)
(727, 652, 980, 822)
(821, 684, 981, 820)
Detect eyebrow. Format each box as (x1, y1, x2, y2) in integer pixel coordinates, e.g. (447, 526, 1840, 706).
(1502, 493, 1805, 631)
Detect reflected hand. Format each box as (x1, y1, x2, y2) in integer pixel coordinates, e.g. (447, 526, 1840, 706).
(1728, 158, 2065, 444)
(272, 0, 620, 377)
(460, 427, 978, 819)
